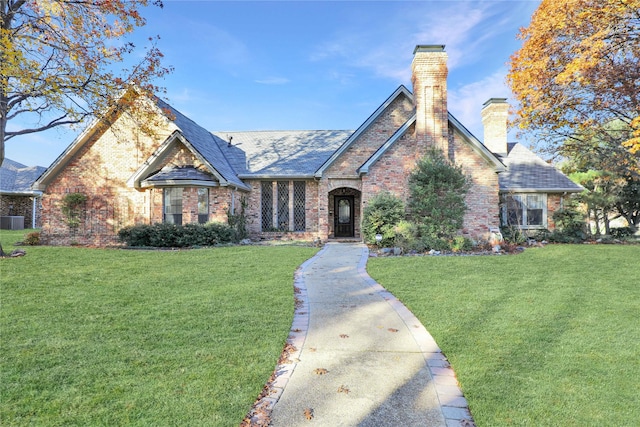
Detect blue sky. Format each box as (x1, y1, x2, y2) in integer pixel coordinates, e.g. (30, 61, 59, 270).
(6, 0, 540, 167)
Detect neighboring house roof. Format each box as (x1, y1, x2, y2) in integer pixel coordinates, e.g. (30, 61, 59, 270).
(498, 143, 583, 193)
(0, 159, 46, 195)
(213, 130, 352, 178)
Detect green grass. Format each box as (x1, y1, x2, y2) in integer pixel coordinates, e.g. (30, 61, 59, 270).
(367, 245, 640, 426)
(1, 229, 317, 426)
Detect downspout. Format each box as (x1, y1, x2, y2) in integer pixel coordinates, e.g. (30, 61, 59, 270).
(32, 191, 43, 228)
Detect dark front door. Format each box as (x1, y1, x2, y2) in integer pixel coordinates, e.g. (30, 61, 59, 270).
(334, 196, 354, 237)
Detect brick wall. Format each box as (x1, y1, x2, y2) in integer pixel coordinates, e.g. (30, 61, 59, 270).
(324, 96, 414, 177)
(244, 179, 320, 238)
(0, 195, 41, 228)
(40, 105, 176, 245)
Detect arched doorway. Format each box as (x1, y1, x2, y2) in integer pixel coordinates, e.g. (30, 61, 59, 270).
(328, 187, 361, 239)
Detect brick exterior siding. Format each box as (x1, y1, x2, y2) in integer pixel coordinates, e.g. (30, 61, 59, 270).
(37, 46, 527, 246)
(0, 195, 41, 228)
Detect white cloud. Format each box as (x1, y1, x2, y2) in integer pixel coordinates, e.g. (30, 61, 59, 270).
(448, 68, 513, 140)
(255, 77, 290, 85)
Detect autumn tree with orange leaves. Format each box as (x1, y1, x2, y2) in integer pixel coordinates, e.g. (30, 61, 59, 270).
(508, 0, 640, 162)
(0, 0, 171, 256)
(0, 0, 172, 168)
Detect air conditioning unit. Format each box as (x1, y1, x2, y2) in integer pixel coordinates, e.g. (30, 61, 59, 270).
(0, 216, 25, 230)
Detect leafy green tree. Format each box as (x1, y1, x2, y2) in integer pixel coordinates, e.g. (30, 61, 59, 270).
(361, 191, 405, 247)
(407, 148, 469, 240)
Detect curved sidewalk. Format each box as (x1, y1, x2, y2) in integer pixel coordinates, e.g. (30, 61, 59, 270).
(255, 242, 474, 426)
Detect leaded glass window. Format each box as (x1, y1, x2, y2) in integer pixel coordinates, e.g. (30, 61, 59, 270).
(277, 181, 289, 231)
(261, 182, 273, 231)
(293, 181, 306, 231)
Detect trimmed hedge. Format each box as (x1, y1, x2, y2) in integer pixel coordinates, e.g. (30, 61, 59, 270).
(118, 222, 239, 248)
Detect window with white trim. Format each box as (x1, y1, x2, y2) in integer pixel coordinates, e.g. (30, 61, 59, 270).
(502, 193, 547, 228)
(197, 188, 209, 224)
(163, 188, 183, 225)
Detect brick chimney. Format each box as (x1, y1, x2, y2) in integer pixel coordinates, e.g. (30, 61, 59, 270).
(481, 98, 509, 155)
(411, 45, 448, 154)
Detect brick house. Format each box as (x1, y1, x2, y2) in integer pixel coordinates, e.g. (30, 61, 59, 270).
(33, 45, 582, 246)
(0, 158, 45, 229)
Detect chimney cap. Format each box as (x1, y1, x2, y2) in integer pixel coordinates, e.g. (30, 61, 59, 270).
(413, 44, 446, 54)
(482, 98, 508, 108)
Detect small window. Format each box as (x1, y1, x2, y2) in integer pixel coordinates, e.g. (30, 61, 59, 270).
(163, 188, 183, 225)
(293, 181, 306, 231)
(502, 194, 546, 228)
(198, 188, 209, 224)
(277, 181, 289, 231)
(261, 182, 273, 231)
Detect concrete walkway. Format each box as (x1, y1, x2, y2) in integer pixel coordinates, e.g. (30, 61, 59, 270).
(247, 242, 474, 426)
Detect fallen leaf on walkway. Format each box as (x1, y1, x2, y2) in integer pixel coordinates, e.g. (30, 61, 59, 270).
(308, 347, 317, 352)
(304, 408, 314, 420)
(337, 385, 350, 394)
(339, 334, 349, 338)
(292, 328, 302, 333)
(314, 368, 328, 375)
(388, 328, 399, 333)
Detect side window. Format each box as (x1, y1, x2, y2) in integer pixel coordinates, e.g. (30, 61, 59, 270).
(163, 188, 183, 225)
(197, 188, 209, 224)
(261, 182, 273, 231)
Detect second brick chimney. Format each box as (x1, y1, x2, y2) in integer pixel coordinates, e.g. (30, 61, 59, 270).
(411, 45, 449, 154)
(481, 98, 509, 155)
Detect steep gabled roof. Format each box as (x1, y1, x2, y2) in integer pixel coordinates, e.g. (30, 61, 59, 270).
(358, 115, 416, 175)
(212, 130, 352, 178)
(153, 100, 248, 189)
(499, 143, 583, 193)
(0, 159, 46, 195)
(448, 113, 506, 172)
(314, 85, 414, 178)
(128, 130, 249, 190)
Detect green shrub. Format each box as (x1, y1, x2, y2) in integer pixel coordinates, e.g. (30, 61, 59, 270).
(23, 231, 40, 246)
(227, 196, 248, 240)
(362, 192, 405, 246)
(408, 148, 469, 240)
(393, 220, 424, 252)
(118, 222, 238, 248)
(552, 203, 587, 241)
(610, 227, 635, 238)
(451, 235, 474, 252)
(421, 235, 451, 251)
(61, 192, 87, 230)
(501, 226, 528, 244)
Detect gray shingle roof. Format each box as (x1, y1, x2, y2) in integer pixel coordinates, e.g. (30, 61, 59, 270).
(499, 143, 583, 192)
(145, 165, 217, 183)
(212, 130, 353, 177)
(0, 159, 46, 194)
(156, 99, 246, 188)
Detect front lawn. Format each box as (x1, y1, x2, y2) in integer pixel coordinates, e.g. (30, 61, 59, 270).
(1, 230, 317, 426)
(367, 244, 640, 426)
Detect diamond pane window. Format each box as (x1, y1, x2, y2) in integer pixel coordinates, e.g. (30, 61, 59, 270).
(293, 181, 306, 231)
(261, 182, 273, 231)
(277, 181, 289, 231)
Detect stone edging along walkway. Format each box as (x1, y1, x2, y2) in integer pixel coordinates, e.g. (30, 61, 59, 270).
(242, 244, 475, 426)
